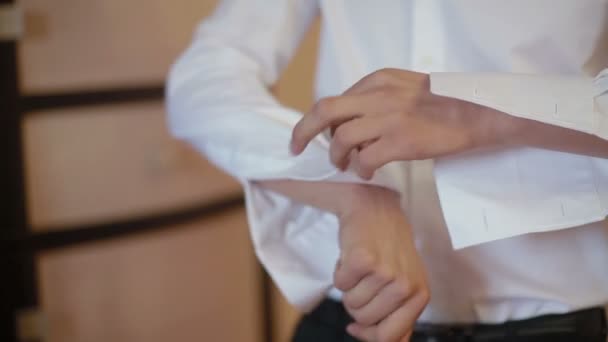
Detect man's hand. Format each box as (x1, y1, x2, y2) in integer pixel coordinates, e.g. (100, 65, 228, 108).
(336, 186, 429, 342)
(290, 68, 608, 180)
(290, 69, 512, 179)
(258, 180, 429, 341)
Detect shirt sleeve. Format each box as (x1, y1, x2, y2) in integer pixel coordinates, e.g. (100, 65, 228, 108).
(428, 71, 608, 249)
(166, 0, 405, 311)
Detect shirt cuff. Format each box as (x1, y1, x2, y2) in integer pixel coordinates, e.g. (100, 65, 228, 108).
(428, 72, 608, 249)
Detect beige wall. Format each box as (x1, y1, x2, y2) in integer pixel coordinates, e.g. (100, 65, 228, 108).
(18, 0, 320, 341)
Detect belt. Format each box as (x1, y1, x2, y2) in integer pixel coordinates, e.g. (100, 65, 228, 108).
(414, 307, 607, 341)
(308, 299, 607, 341)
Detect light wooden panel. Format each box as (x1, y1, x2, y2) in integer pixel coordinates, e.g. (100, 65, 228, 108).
(38, 208, 262, 342)
(275, 19, 319, 111)
(22, 101, 241, 230)
(272, 286, 301, 342)
(17, 0, 219, 93)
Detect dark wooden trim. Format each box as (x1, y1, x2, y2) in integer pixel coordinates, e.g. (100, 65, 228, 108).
(11, 195, 244, 253)
(20, 85, 165, 113)
(0, 6, 25, 247)
(0, 1, 36, 339)
(261, 268, 275, 342)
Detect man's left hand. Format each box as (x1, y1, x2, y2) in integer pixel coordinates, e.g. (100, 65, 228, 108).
(290, 69, 513, 179)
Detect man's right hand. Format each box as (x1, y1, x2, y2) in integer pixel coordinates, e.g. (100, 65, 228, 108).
(257, 180, 429, 341)
(335, 186, 430, 342)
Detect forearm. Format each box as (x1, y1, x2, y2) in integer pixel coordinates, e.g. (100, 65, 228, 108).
(256, 179, 400, 219)
(513, 117, 608, 159)
(427, 72, 608, 159)
(478, 106, 608, 159)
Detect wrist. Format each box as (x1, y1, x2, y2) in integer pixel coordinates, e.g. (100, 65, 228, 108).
(469, 104, 524, 148)
(437, 96, 498, 151)
(336, 184, 402, 220)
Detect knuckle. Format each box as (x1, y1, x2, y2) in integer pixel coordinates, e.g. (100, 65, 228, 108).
(360, 71, 383, 88)
(358, 152, 376, 171)
(418, 287, 431, 305)
(314, 97, 337, 116)
(373, 267, 395, 284)
(348, 248, 377, 273)
(333, 273, 348, 291)
(392, 278, 413, 299)
(342, 293, 358, 308)
(358, 72, 375, 85)
(333, 126, 352, 147)
(334, 281, 348, 292)
(372, 68, 394, 81)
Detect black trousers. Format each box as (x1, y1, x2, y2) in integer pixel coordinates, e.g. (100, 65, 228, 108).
(292, 299, 607, 342)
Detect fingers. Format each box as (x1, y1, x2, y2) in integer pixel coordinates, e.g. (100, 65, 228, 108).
(343, 68, 402, 95)
(347, 324, 412, 342)
(334, 249, 376, 292)
(375, 293, 427, 342)
(290, 96, 363, 155)
(342, 271, 393, 310)
(347, 293, 427, 342)
(330, 117, 383, 170)
(356, 138, 401, 180)
(346, 278, 414, 326)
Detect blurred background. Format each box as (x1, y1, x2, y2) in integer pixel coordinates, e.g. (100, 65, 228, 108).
(1, 1, 320, 341)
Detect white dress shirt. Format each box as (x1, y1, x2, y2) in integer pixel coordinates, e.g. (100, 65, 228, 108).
(167, 0, 608, 323)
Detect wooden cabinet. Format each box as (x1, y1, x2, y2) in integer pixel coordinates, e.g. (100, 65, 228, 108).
(17, 0, 218, 92)
(23, 101, 240, 230)
(38, 209, 263, 342)
(12, 0, 322, 340)
(14, 1, 263, 341)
